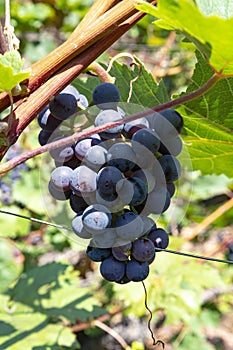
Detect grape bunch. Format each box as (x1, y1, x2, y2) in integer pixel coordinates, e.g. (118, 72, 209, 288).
(38, 82, 183, 284)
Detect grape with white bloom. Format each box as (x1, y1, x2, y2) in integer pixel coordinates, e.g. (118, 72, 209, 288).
(95, 109, 123, 134)
(72, 214, 92, 239)
(70, 165, 97, 195)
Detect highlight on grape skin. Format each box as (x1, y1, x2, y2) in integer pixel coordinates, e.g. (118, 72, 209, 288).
(39, 82, 185, 284)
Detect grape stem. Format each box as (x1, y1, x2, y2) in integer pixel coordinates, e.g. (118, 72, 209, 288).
(0, 72, 221, 176)
(86, 62, 115, 84)
(0, 4, 156, 161)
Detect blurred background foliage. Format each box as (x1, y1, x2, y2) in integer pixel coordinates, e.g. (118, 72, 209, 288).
(0, 1, 232, 350)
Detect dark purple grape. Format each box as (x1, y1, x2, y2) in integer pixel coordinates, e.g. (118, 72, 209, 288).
(69, 193, 89, 213)
(147, 109, 183, 136)
(131, 238, 155, 262)
(126, 259, 149, 282)
(159, 136, 182, 157)
(38, 106, 62, 131)
(128, 177, 148, 206)
(112, 242, 132, 261)
(132, 128, 160, 154)
(134, 186, 170, 215)
(100, 256, 126, 282)
(148, 228, 169, 249)
(167, 182, 175, 197)
(38, 130, 52, 146)
(159, 155, 181, 183)
(132, 169, 155, 193)
(48, 181, 71, 200)
(86, 245, 112, 262)
(123, 117, 149, 139)
(92, 83, 120, 110)
(97, 166, 124, 196)
(115, 211, 144, 241)
(107, 142, 136, 172)
(49, 93, 77, 120)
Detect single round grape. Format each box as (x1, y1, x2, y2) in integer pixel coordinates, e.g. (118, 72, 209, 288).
(82, 204, 112, 234)
(148, 228, 169, 249)
(131, 238, 155, 262)
(92, 83, 120, 110)
(69, 193, 89, 213)
(115, 212, 144, 241)
(132, 128, 160, 154)
(50, 143, 74, 163)
(75, 137, 101, 160)
(72, 214, 92, 239)
(96, 189, 118, 202)
(159, 136, 182, 157)
(50, 166, 73, 191)
(128, 177, 148, 206)
(97, 166, 124, 196)
(84, 145, 108, 170)
(70, 165, 97, 195)
(95, 109, 123, 134)
(48, 181, 71, 200)
(49, 93, 77, 120)
(38, 106, 62, 132)
(126, 259, 149, 282)
(107, 142, 136, 172)
(112, 242, 132, 261)
(83, 210, 111, 234)
(77, 94, 89, 110)
(159, 155, 181, 182)
(38, 130, 52, 146)
(61, 84, 80, 99)
(100, 256, 126, 282)
(147, 109, 183, 136)
(86, 245, 111, 262)
(123, 117, 149, 138)
(132, 169, 156, 193)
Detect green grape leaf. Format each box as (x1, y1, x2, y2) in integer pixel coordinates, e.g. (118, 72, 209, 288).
(136, 0, 233, 75)
(0, 238, 23, 293)
(73, 58, 169, 108)
(0, 51, 30, 92)
(177, 52, 233, 177)
(0, 307, 79, 349)
(0, 205, 31, 238)
(8, 263, 106, 323)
